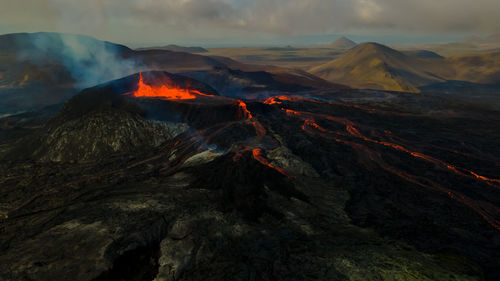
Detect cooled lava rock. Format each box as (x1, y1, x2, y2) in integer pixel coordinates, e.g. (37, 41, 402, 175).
(1, 74, 499, 280)
(188, 149, 308, 220)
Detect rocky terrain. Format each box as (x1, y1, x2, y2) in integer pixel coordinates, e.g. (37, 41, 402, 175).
(1, 71, 499, 280)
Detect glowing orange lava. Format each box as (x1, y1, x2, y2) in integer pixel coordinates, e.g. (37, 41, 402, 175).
(252, 148, 294, 177)
(264, 96, 295, 105)
(283, 107, 500, 189)
(278, 104, 500, 230)
(236, 100, 266, 136)
(126, 73, 212, 100)
(300, 116, 500, 231)
(237, 100, 254, 119)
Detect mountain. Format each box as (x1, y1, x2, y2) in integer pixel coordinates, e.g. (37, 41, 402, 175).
(311, 42, 500, 93)
(444, 51, 500, 84)
(310, 42, 445, 92)
(136, 44, 208, 53)
(0, 32, 225, 115)
(0, 32, 338, 115)
(330, 36, 357, 49)
(0, 32, 134, 114)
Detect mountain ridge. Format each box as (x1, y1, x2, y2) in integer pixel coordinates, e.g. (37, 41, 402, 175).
(310, 42, 445, 92)
(311, 42, 500, 92)
(136, 44, 208, 53)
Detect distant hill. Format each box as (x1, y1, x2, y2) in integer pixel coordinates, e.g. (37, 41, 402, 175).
(461, 34, 500, 44)
(330, 36, 357, 49)
(310, 42, 500, 92)
(444, 51, 500, 84)
(421, 34, 500, 56)
(402, 50, 444, 59)
(136, 44, 208, 53)
(310, 42, 444, 92)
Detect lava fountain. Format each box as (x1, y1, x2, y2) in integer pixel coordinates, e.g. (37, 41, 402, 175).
(125, 72, 212, 100)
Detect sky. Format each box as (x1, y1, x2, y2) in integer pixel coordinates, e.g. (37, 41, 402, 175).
(1, 0, 499, 47)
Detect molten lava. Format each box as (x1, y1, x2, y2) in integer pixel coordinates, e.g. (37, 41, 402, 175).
(236, 100, 266, 136)
(264, 96, 295, 105)
(273, 101, 500, 230)
(281, 106, 500, 188)
(126, 73, 212, 100)
(252, 148, 294, 178)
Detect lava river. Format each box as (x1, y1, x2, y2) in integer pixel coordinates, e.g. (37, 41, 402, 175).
(264, 95, 500, 231)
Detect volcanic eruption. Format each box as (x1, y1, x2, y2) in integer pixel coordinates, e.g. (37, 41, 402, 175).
(124, 72, 214, 100)
(1, 27, 500, 281)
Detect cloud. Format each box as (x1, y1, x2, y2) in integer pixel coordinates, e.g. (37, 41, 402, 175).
(1, 0, 499, 43)
(350, 0, 500, 32)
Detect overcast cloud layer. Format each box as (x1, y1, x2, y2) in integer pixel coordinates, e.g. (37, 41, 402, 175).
(1, 0, 499, 45)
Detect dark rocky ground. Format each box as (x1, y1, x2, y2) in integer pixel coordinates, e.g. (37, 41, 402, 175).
(0, 72, 499, 281)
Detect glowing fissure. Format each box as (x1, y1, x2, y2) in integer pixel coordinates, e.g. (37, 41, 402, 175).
(302, 118, 500, 231)
(125, 72, 213, 100)
(381, 161, 500, 231)
(276, 104, 500, 229)
(237, 100, 254, 119)
(283, 107, 500, 189)
(252, 148, 295, 177)
(264, 96, 295, 105)
(264, 95, 411, 116)
(229, 146, 294, 177)
(236, 100, 266, 136)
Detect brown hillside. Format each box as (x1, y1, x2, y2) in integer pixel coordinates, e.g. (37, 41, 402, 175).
(310, 42, 446, 92)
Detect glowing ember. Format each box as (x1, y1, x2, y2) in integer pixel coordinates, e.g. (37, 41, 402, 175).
(125, 72, 212, 100)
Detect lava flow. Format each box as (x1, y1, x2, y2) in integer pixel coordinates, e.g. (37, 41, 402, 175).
(252, 148, 295, 178)
(282, 107, 500, 189)
(125, 72, 212, 100)
(264, 95, 295, 105)
(236, 100, 266, 136)
(299, 114, 500, 231)
(272, 102, 500, 230)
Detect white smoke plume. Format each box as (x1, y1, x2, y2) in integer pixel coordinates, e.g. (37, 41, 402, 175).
(16, 32, 144, 89)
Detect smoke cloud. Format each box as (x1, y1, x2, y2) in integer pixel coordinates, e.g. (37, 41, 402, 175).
(16, 32, 144, 89)
(0, 31, 147, 114)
